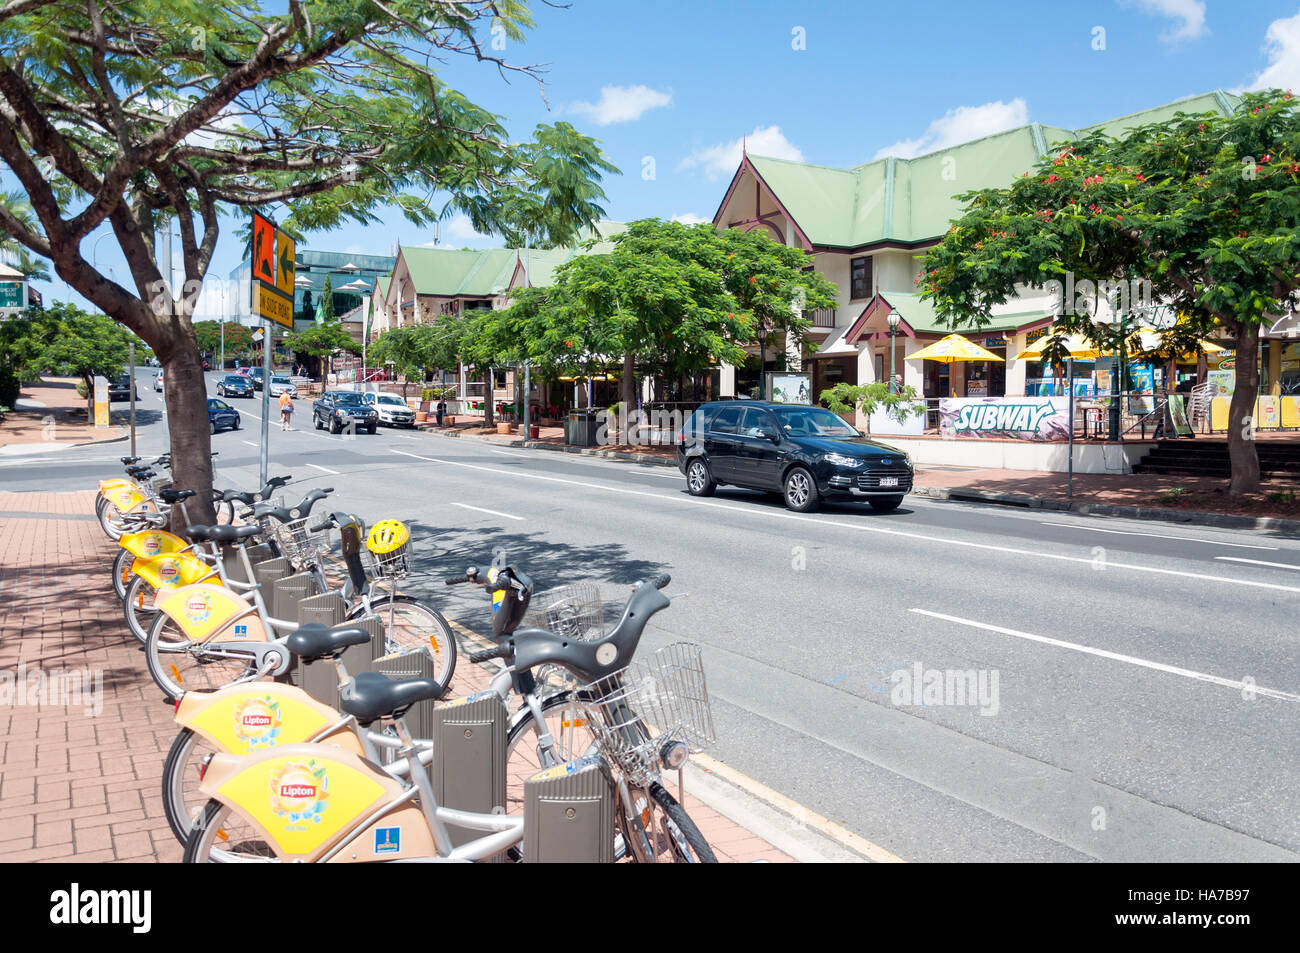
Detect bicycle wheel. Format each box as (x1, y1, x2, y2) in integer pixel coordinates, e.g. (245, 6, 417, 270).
(503, 691, 599, 816)
(144, 612, 258, 701)
(625, 781, 717, 864)
(98, 499, 129, 539)
(162, 727, 225, 845)
(111, 547, 134, 601)
(184, 799, 279, 863)
(348, 596, 457, 695)
(122, 574, 162, 645)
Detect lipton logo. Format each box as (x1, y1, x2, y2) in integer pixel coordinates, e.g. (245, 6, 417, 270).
(185, 591, 212, 623)
(243, 714, 272, 727)
(233, 697, 281, 747)
(279, 783, 316, 798)
(269, 760, 330, 825)
(144, 534, 163, 555)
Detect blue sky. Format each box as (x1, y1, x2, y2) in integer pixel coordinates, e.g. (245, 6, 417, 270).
(20, 0, 1300, 317)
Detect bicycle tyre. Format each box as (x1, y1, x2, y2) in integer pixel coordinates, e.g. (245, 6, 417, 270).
(643, 781, 717, 863)
(144, 611, 258, 701)
(184, 798, 279, 863)
(347, 596, 457, 696)
(112, 546, 134, 601)
(122, 573, 159, 644)
(211, 492, 235, 526)
(162, 727, 222, 846)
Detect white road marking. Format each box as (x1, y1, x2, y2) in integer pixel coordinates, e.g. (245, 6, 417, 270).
(1214, 556, 1300, 571)
(910, 609, 1300, 703)
(390, 449, 1300, 595)
(449, 502, 524, 521)
(241, 440, 257, 448)
(491, 449, 524, 456)
(395, 435, 420, 440)
(306, 463, 340, 475)
(1039, 522, 1278, 551)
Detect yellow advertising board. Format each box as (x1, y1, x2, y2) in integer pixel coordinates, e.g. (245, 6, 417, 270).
(250, 213, 296, 329)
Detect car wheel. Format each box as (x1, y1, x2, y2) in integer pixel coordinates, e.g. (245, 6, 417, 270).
(685, 458, 716, 497)
(869, 495, 904, 513)
(329, 416, 340, 435)
(232, 417, 240, 431)
(782, 467, 819, 513)
(209, 419, 216, 435)
(314, 412, 323, 431)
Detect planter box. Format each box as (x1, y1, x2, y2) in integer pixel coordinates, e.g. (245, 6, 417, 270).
(443, 416, 456, 427)
(496, 422, 516, 435)
(415, 411, 428, 423)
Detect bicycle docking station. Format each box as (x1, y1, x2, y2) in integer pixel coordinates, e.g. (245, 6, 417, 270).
(523, 753, 616, 863)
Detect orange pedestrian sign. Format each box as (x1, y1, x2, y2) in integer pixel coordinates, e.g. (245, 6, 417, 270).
(251, 213, 276, 285)
(250, 213, 295, 329)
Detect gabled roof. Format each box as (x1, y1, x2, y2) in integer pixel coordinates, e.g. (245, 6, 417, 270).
(392, 221, 627, 297)
(730, 91, 1240, 249)
(842, 291, 1054, 345)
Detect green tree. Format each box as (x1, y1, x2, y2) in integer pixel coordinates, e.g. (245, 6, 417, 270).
(34, 303, 135, 414)
(193, 321, 253, 365)
(319, 276, 336, 325)
(368, 324, 427, 400)
(0, 1, 616, 521)
(920, 89, 1300, 494)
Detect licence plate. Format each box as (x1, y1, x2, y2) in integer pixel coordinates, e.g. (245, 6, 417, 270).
(879, 476, 899, 487)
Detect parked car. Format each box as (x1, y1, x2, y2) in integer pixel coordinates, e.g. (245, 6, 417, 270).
(154, 370, 164, 392)
(107, 373, 137, 402)
(363, 391, 416, 428)
(313, 391, 377, 434)
(268, 376, 297, 398)
(207, 397, 241, 434)
(675, 400, 914, 513)
(216, 374, 253, 398)
(247, 367, 265, 390)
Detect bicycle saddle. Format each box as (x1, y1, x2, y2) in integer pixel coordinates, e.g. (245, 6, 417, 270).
(284, 623, 372, 662)
(158, 488, 195, 505)
(120, 456, 141, 465)
(184, 524, 261, 543)
(339, 672, 441, 725)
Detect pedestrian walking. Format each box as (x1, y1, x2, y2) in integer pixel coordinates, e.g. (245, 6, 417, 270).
(436, 398, 447, 427)
(279, 390, 294, 431)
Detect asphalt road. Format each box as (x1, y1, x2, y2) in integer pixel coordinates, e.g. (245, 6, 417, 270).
(6, 367, 1300, 862)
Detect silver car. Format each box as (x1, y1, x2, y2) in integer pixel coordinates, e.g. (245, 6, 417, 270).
(363, 391, 417, 428)
(268, 376, 297, 398)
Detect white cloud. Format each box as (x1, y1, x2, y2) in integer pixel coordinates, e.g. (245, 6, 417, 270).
(670, 212, 710, 225)
(1237, 8, 1300, 92)
(1123, 0, 1209, 43)
(568, 85, 672, 125)
(678, 125, 804, 181)
(873, 99, 1030, 160)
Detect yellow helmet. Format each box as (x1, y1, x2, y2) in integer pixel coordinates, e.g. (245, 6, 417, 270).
(365, 519, 410, 554)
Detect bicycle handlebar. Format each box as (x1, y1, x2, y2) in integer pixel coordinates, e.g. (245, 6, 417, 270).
(467, 645, 512, 664)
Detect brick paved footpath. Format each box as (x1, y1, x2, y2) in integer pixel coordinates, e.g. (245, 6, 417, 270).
(0, 489, 789, 863)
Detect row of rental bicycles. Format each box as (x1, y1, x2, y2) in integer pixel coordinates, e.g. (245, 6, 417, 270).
(95, 453, 719, 862)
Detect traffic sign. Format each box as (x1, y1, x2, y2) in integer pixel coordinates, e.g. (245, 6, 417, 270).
(252, 282, 293, 329)
(275, 232, 296, 296)
(252, 213, 276, 285)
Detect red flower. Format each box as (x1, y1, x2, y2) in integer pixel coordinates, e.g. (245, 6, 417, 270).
(748, 275, 758, 284)
(1135, 172, 1146, 182)
(1238, 231, 1247, 238)
(565, 340, 574, 348)
(1198, 123, 1207, 132)
(1262, 154, 1272, 163)
(1044, 173, 1060, 184)
(1116, 214, 1122, 221)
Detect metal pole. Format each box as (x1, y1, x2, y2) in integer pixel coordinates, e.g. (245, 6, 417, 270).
(889, 326, 897, 390)
(128, 339, 137, 457)
(1067, 356, 1074, 498)
(523, 362, 530, 437)
(259, 321, 272, 485)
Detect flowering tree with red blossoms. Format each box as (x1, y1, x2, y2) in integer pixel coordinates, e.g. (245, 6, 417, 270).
(919, 89, 1300, 495)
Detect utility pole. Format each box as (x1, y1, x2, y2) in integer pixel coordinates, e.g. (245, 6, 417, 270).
(128, 339, 137, 456)
(258, 325, 271, 485)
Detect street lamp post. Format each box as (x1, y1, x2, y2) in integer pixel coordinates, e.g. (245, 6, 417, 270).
(886, 310, 902, 392)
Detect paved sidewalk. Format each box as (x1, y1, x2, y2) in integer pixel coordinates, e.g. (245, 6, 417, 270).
(0, 490, 805, 863)
(0, 377, 128, 451)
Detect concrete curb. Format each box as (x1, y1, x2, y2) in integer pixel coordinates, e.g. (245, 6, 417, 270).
(910, 484, 1300, 535)
(520, 440, 676, 467)
(415, 424, 524, 447)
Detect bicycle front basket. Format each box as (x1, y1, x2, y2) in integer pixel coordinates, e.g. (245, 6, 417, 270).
(571, 641, 714, 786)
(522, 582, 605, 641)
(273, 515, 332, 568)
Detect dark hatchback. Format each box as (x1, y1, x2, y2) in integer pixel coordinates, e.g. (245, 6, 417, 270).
(313, 391, 378, 434)
(207, 397, 241, 434)
(676, 400, 914, 513)
(216, 374, 253, 398)
(107, 373, 138, 402)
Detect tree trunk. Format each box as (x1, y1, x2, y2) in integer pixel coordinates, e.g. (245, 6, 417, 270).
(161, 334, 218, 529)
(1226, 321, 1261, 495)
(482, 366, 495, 428)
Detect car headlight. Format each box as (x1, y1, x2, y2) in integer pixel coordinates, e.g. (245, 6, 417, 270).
(824, 452, 864, 468)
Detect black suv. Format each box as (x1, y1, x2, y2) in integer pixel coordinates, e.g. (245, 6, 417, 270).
(313, 390, 378, 434)
(676, 400, 913, 513)
(107, 373, 137, 402)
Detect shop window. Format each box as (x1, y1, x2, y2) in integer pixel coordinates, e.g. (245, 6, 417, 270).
(851, 256, 873, 300)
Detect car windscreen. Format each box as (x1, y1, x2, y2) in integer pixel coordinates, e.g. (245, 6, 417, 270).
(377, 395, 405, 405)
(223, 376, 243, 384)
(333, 392, 366, 405)
(271, 377, 290, 385)
(771, 406, 858, 437)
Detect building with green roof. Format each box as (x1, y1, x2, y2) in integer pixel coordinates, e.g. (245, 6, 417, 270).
(710, 91, 1239, 406)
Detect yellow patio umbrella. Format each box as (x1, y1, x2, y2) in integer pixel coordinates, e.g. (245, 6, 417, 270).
(909, 333, 1005, 363)
(1014, 333, 1101, 362)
